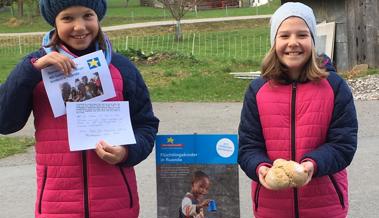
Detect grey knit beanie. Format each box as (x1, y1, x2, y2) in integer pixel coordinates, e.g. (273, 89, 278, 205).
(270, 2, 316, 46)
(39, 0, 107, 26)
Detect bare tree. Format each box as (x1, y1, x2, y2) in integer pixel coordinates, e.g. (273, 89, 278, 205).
(157, 0, 198, 41)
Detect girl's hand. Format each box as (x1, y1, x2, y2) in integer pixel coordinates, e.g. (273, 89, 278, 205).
(196, 199, 210, 213)
(199, 199, 211, 208)
(199, 210, 205, 218)
(300, 161, 314, 186)
(95, 140, 128, 165)
(33, 51, 76, 75)
(258, 165, 273, 190)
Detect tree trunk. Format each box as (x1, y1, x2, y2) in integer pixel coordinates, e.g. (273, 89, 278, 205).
(27, 0, 33, 22)
(18, 0, 24, 17)
(35, 0, 40, 15)
(175, 20, 182, 41)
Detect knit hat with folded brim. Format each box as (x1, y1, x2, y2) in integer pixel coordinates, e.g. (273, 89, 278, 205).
(39, 0, 107, 26)
(270, 2, 316, 46)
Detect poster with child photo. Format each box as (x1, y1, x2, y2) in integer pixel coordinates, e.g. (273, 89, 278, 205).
(156, 134, 240, 218)
(42, 50, 115, 117)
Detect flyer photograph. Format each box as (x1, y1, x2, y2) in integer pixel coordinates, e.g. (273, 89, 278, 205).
(66, 101, 136, 151)
(41, 50, 116, 117)
(155, 134, 240, 218)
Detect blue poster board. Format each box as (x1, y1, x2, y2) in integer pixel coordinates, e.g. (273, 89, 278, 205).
(156, 134, 238, 165)
(155, 134, 240, 218)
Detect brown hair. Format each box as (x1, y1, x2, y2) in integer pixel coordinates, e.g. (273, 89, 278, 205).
(261, 44, 329, 83)
(45, 24, 106, 52)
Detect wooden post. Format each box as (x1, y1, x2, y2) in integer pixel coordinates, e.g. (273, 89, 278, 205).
(346, 0, 379, 69)
(18, 35, 22, 54)
(191, 33, 196, 55)
(125, 36, 128, 50)
(364, 0, 378, 68)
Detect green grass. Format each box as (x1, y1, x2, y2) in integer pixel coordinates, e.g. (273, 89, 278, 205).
(110, 26, 270, 60)
(133, 53, 255, 102)
(0, 20, 269, 102)
(0, 0, 279, 33)
(0, 55, 27, 159)
(0, 54, 24, 83)
(0, 20, 268, 92)
(0, 137, 35, 159)
(0, 50, 256, 102)
(0, 19, 271, 65)
(367, 68, 379, 76)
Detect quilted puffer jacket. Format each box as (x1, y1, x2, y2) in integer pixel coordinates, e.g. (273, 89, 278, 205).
(238, 59, 358, 218)
(0, 49, 159, 218)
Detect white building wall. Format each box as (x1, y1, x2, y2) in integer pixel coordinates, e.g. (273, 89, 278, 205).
(250, 0, 270, 7)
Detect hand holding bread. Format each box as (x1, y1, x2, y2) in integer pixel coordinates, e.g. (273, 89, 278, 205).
(261, 159, 312, 190)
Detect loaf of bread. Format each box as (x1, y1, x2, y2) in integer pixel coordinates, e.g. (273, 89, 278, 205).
(265, 159, 308, 190)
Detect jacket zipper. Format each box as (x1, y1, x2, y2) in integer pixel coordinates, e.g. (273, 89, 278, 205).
(291, 82, 299, 218)
(119, 166, 134, 208)
(329, 175, 345, 208)
(82, 151, 89, 218)
(254, 183, 261, 211)
(38, 166, 48, 214)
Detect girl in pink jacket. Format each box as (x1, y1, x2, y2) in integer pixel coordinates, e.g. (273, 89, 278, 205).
(238, 2, 358, 218)
(0, 0, 159, 217)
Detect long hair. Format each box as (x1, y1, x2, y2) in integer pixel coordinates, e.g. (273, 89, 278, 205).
(45, 24, 106, 52)
(261, 43, 329, 83)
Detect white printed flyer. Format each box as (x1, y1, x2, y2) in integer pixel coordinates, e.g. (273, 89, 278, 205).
(41, 50, 116, 117)
(66, 101, 136, 151)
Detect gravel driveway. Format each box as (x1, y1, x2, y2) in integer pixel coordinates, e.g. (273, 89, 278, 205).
(1, 101, 379, 218)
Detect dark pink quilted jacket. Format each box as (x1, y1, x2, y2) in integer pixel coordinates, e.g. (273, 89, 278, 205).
(251, 79, 348, 218)
(239, 61, 358, 218)
(32, 64, 139, 218)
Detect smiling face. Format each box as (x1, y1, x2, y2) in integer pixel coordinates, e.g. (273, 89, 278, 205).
(192, 177, 210, 198)
(275, 17, 313, 80)
(55, 6, 99, 51)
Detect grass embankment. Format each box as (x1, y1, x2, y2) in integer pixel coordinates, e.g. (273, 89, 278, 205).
(0, 7, 269, 160)
(0, 54, 24, 82)
(0, 0, 280, 33)
(0, 50, 255, 102)
(132, 52, 255, 101)
(0, 137, 35, 159)
(0, 19, 268, 102)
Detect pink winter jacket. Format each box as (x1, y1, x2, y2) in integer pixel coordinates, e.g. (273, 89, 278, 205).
(0, 47, 158, 217)
(33, 64, 139, 218)
(238, 66, 358, 218)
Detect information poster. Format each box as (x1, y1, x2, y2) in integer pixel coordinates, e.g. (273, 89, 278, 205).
(41, 50, 116, 117)
(156, 134, 240, 218)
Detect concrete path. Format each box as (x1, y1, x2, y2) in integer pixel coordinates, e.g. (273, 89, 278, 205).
(0, 15, 271, 37)
(1, 101, 379, 218)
